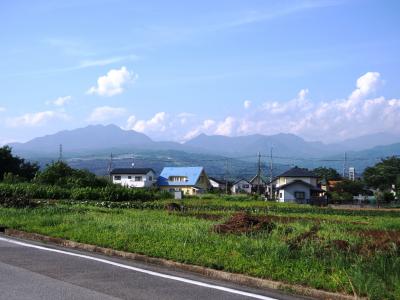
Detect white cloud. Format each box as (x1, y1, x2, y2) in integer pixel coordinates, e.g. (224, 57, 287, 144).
(47, 95, 72, 107)
(215, 116, 237, 136)
(87, 106, 126, 122)
(349, 72, 381, 101)
(183, 119, 216, 141)
(243, 100, 252, 109)
(7, 111, 68, 127)
(87, 66, 137, 97)
(126, 112, 169, 133)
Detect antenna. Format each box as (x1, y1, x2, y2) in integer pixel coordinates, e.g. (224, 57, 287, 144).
(108, 153, 113, 174)
(342, 152, 347, 178)
(225, 158, 229, 194)
(131, 153, 135, 168)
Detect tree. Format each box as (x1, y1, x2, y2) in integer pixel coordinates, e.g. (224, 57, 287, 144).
(363, 157, 400, 191)
(331, 179, 365, 196)
(313, 167, 342, 181)
(35, 161, 108, 188)
(0, 146, 39, 181)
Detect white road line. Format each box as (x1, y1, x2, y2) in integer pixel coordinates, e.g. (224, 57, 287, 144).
(0, 236, 278, 300)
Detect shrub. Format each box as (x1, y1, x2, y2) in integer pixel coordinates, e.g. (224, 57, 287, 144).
(0, 195, 36, 208)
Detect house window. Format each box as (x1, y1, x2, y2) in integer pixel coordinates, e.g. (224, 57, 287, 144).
(294, 192, 305, 200)
(149, 176, 153, 181)
(243, 184, 249, 188)
(169, 176, 188, 182)
(279, 192, 283, 198)
(135, 176, 142, 182)
(128, 176, 132, 179)
(114, 176, 121, 181)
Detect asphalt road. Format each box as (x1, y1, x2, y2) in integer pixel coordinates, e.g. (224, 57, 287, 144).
(0, 236, 308, 300)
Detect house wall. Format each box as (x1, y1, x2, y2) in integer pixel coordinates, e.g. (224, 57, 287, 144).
(112, 171, 156, 188)
(278, 182, 311, 203)
(160, 186, 200, 195)
(231, 180, 252, 194)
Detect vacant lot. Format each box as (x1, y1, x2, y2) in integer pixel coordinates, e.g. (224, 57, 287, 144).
(1, 199, 399, 300)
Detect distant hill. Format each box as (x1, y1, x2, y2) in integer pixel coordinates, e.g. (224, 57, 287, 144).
(9, 124, 184, 158)
(6, 124, 400, 175)
(183, 133, 339, 157)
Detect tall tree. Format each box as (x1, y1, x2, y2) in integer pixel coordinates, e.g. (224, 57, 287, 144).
(363, 156, 400, 190)
(313, 167, 342, 181)
(0, 146, 39, 181)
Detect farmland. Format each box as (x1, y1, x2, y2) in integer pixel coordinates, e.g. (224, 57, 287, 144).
(1, 196, 400, 299)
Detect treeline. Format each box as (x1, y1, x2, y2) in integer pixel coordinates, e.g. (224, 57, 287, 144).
(0, 146, 171, 203)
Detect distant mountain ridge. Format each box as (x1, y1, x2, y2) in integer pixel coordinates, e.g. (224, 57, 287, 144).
(7, 124, 400, 173)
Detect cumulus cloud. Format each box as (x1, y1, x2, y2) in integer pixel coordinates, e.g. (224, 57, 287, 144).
(47, 96, 72, 107)
(126, 112, 169, 133)
(243, 100, 252, 109)
(87, 106, 126, 122)
(179, 72, 400, 142)
(87, 66, 137, 97)
(7, 111, 68, 127)
(183, 119, 216, 141)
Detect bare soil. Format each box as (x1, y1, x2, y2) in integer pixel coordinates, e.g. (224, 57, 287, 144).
(212, 212, 275, 234)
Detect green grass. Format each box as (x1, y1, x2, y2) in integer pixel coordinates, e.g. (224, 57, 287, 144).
(1, 203, 400, 299)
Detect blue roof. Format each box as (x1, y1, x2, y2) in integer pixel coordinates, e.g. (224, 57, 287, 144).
(157, 167, 204, 187)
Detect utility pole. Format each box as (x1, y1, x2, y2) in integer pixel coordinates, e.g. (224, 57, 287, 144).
(108, 153, 113, 182)
(225, 158, 229, 194)
(269, 148, 273, 200)
(342, 152, 347, 178)
(257, 152, 262, 195)
(58, 144, 63, 162)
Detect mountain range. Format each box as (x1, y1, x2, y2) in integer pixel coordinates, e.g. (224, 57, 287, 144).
(7, 124, 400, 175)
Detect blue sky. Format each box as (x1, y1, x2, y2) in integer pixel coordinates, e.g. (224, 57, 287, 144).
(0, 0, 399, 144)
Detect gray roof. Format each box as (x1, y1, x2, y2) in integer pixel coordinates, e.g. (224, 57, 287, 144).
(278, 179, 324, 192)
(110, 168, 155, 175)
(278, 166, 318, 178)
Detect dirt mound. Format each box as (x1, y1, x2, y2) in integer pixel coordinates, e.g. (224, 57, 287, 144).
(288, 224, 320, 251)
(165, 202, 183, 212)
(330, 239, 351, 251)
(212, 212, 275, 234)
(356, 229, 400, 254)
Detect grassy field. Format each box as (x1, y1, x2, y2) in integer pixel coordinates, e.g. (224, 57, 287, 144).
(1, 200, 400, 299)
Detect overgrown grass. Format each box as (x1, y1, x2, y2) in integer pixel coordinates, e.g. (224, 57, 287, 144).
(0, 204, 399, 299)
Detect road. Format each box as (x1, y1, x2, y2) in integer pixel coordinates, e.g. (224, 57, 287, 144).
(0, 236, 308, 300)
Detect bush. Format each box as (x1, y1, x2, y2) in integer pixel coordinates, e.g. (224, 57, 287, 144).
(0, 195, 36, 208)
(0, 183, 172, 202)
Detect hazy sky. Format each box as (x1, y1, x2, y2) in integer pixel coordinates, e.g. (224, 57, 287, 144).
(1, 0, 399, 144)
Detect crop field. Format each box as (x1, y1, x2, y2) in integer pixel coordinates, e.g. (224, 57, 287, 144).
(1, 197, 400, 299)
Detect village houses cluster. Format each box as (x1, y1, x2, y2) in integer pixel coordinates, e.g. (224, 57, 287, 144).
(110, 165, 326, 203)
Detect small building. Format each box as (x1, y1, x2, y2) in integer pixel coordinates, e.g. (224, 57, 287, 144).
(231, 179, 252, 194)
(209, 177, 227, 192)
(270, 166, 324, 203)
(157, 167, 211, 195)
(250, 174, 267, 194)
(110, 168, 156, 188)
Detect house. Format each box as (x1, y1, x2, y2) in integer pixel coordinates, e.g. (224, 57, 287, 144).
(157, 167, 211, 195)
(209, 177, 227, 192)
(231, 179, 252, 194)
(250, 174, 267, 194)
(270, 166, 324, 203)
(110, 168, 156, 188)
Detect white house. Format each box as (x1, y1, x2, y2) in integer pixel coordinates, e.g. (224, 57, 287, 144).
(110, 168, 156, 188)
(269, 166, 324, 203)
(231, 179, 252, 194)
(209, 177, 227, 192)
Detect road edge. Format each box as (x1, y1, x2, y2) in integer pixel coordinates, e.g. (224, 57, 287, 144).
(3, 228, 358, 300)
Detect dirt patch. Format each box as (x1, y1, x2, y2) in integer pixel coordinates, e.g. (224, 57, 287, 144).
(330, 240, 351, 251)
(288, 224, 320, 251)
(356, 229, 400, 254)
(212, 212, 275, 234)
(165, 202, 183, 212)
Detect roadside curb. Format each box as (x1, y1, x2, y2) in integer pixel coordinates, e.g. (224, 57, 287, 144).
(4, 229, 359, 300)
